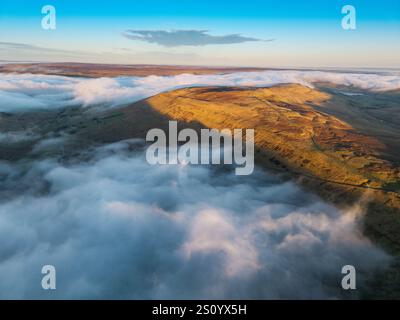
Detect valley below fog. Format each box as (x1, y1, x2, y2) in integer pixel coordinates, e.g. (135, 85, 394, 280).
(0, 68, 400, 298)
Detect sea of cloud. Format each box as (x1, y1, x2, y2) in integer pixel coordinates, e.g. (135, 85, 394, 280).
(1, 70, 400, 112)
(0, 140, 390, 299)
(0, 69, 395, 298)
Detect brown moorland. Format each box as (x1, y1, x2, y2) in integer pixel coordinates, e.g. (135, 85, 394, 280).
(1, 83, 400, 295)
(140, 84, 400, 251)
(0, 62, 267, 77)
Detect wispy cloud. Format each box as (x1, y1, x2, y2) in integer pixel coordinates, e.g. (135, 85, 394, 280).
(0, 41, 80, 55)
(122, 29, 267, 47)
(0, 41, 201, 65)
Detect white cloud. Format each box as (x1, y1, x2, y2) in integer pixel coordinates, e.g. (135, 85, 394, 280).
(0, 140, 390, 299)
(182, 209, 260, 277)
(1, 70, 399, 112)
(0, 131, 37, 143)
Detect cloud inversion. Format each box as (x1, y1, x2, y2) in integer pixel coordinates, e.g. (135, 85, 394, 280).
(0, 140, 390, 299)
(0, 70, 396, 298)
(1, 70, 400, 112)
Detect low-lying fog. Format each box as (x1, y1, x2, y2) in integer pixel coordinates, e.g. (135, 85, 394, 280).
(1, 70, 400, 112)
(0, 69, 396, 298)
(0, 139, 389, 299)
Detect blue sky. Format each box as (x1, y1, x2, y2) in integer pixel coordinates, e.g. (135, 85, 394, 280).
(0, 0, 399, 67)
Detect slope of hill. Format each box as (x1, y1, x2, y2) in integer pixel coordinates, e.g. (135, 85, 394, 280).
(1, 83, 399, 254)
(140, 84, 400, 251)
